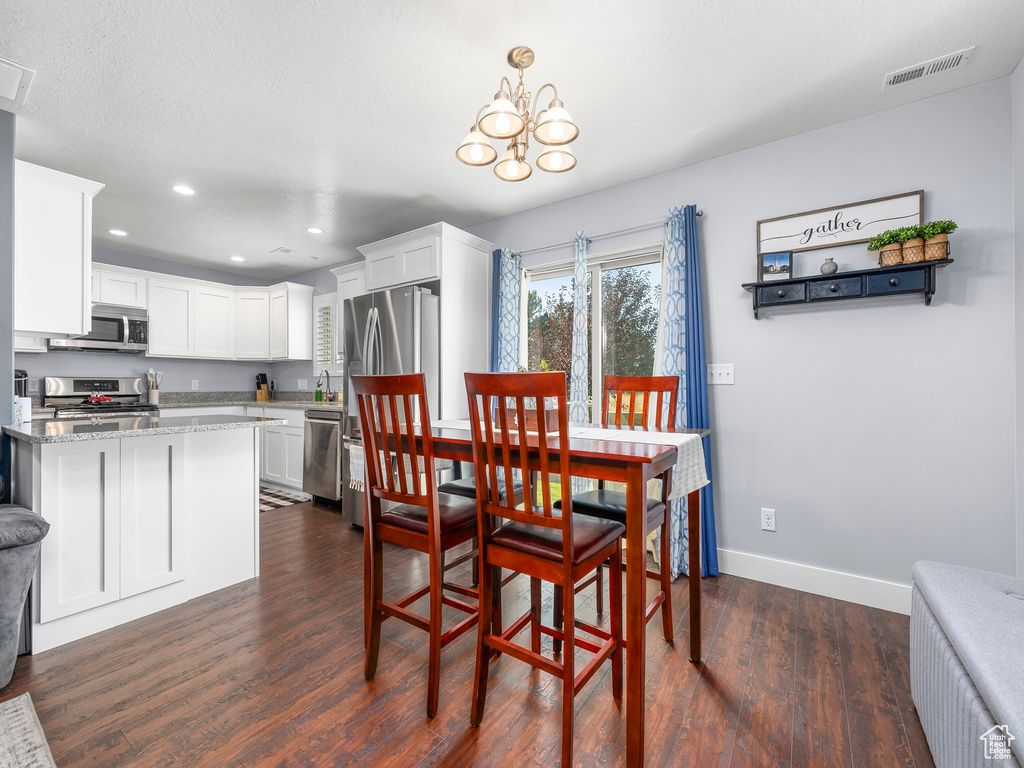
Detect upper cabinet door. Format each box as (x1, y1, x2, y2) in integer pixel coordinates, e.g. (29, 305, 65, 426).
(235, 290, 271, 359)
(269, 288, 288, 359)
(148, 280, 195, 357)
(98, 271, 147, 308)
(194, 286, 235, 359)
(363, 236, 440, 291)
(14, 161, 103, 336)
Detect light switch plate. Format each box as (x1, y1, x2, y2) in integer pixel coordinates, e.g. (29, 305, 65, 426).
(708, 363, 735, 385)
(298, 379, 308, 390)
(191, 380, 199, 391)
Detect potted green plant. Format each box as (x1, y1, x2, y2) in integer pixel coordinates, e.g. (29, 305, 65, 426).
(922, 220, 957, 261)
(900, 225, 926, 264)
(868, 228, 904, 267)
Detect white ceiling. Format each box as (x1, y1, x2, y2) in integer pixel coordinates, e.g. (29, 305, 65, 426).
(3, 0, 1023, 279)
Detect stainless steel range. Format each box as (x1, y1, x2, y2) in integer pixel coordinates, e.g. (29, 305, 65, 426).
(43, 377, 159, 418)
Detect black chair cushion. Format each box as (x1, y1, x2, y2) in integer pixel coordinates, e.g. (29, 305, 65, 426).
(380, 492, 477, 535)
(491, 513, 624, 566)
(0, 505, 50, 550)
(554, 490, 666, 525)
(438, 476, 524, 502)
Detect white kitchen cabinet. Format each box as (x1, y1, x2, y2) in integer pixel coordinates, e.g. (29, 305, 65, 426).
(234, 290, 271, 359)
(14, 161, 103, 337)
(261, 406, 305, 489)
(363, 235, 439, 292)
(119, 434, 186, 598)
(38, 440, 121, 623)
(96, 270, 147, 308)
(268, 283, 314, 361)
(194, 285, 235, 358)
(334, 263, 367, 303)
(14, 334, 47, 353)
(148, 280, 195, 357)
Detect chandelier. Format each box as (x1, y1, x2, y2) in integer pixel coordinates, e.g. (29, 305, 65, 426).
(456, 47, 579, 182)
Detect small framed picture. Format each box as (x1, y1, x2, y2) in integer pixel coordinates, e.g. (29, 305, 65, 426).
(759, 251, 792, 282)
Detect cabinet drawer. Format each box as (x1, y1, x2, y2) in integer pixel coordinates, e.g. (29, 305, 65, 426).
(758, 283, 805, 305)
(866, 269, 925, 295)
(263, 407, 305, 428)
(809, 277, 862, 301)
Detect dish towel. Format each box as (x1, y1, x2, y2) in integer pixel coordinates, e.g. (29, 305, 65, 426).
(569, 427, 709, 500)
(346, 442, 452, 493)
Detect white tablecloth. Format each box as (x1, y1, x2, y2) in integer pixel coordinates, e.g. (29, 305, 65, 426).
(432, 420, 709, 501)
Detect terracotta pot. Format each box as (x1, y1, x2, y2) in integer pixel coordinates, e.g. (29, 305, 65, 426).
(878, 242, 903, 267)
(902, 237, 925, 264)
(924, 233, 949, 261)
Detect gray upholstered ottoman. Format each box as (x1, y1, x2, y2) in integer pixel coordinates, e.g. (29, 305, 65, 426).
(911, 561, 1023, 768)
(0, 505, 49, 689)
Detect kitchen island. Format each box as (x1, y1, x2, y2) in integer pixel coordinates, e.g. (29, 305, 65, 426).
(3, 414, 285, 652)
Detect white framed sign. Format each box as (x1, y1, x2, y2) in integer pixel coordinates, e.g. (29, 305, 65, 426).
(757, 191, 923, 254)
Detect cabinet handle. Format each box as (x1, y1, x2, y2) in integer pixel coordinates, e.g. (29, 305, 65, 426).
(890, 277, 900, 286)
(829, 284, 839, 293)
(777, 289, 786, 298)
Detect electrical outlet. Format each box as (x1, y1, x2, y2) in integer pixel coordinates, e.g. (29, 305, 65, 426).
(298, 379, 308, 390)
(191, 380, 199, 391)
(761, 507, 776, 532)
(708, 364, 735, 385)
(28, 378, 39, 393)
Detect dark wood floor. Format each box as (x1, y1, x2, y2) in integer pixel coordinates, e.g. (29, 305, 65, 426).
(2, 502, 935, 768)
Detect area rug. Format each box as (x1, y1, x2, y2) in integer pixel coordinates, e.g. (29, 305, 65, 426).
(0, 693, 57, 768)
(259, 486, 308, 512)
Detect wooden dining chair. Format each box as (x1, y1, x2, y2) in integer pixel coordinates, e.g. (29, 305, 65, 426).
(554, 375, 678, 646)
(354, 373, 479, 719)
(465, 371, 624, 767)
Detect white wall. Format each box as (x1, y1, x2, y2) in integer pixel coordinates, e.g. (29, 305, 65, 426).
(1013, 60, 1024, 579)
(469, 78, 1016, 609)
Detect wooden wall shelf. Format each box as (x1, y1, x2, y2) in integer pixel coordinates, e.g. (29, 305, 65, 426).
(741, 259, 953, 319)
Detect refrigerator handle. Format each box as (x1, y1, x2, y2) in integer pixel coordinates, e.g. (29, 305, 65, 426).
(374, 310, 384, 377)
(361, 307, 374, 375)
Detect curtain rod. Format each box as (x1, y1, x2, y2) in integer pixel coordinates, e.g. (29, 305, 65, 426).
(512, 209, 703, 257)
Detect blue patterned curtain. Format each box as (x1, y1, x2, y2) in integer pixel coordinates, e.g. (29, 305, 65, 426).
(495, 248, 521, 372)
(569, 232, 589, 423)
(662, 205, 718, 579)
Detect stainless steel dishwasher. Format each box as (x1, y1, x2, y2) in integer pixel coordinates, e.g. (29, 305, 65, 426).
(302, 408, 344, 502)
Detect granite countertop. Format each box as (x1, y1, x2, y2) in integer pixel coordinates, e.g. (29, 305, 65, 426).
(3, 414, 287, 445)
(156, 400, 344, 410)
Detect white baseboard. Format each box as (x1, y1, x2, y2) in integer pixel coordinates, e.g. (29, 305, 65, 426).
(717, 548, 912, 615)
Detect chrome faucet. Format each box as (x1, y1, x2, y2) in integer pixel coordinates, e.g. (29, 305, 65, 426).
(317, 369, 332, 398)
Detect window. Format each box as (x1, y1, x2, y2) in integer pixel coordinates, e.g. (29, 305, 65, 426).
(522, 247, 662, 412)
(313, 292, 343, 377)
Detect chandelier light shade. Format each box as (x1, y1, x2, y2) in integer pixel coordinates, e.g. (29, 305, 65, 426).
(533, 100, 579, 145)
(456, 126, 498, 166)
(494, 147, 533, 182)
(536, 144, 576, 173)
(457, 47, 578, 181)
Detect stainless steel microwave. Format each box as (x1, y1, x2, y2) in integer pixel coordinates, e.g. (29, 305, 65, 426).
(48, 304, 149, 353)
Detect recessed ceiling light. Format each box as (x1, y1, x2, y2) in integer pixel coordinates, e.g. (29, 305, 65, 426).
(306, 226, 324, 234)
(172, 185, 195, 195)
(309, 256, 320, 260)
(108, 229, 128, 236)
(230, 255, 245, 262)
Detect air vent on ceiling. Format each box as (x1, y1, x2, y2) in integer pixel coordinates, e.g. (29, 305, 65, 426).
(883, 46, 974, 90)
(268, 246, 294, 255)
(0, 56, 35, 107)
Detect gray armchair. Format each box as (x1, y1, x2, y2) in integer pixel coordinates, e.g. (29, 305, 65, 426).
(0, 505, 49, 688)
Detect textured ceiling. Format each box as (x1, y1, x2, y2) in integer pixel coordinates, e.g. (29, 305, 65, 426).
(2, 0, 1023, 278)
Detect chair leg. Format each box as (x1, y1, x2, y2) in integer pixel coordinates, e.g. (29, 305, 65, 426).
(552, 584, 563, 655)
(364, 533, 383, 681)
(427, 547, 443, 718)
(492, 568, 503, 638)
(471, 536, 479, 588)
(595, 564, 604, 616)
(609, 540, 623, 700)
(530, 577, 542, 654)
(660, 516, 674, 643)
(363, 522, 371, 650)
(471, 563, 495, 727)
(561, 577, 575, 768)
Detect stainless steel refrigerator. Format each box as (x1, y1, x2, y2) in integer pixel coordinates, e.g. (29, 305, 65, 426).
(341, 284, 439, 526)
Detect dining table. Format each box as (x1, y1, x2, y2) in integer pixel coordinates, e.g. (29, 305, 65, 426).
(426, 419, 712, 768)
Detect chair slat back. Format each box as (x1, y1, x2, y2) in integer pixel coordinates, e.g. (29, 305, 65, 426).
(602, 375, 679, 430)
(352, 373, 436, 508)
(465, 372, 573, 560)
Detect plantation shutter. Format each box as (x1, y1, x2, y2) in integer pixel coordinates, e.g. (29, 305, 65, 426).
(314, 293, 342, 376)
